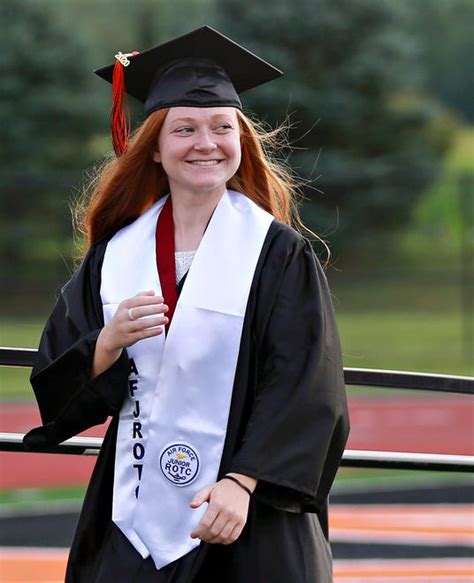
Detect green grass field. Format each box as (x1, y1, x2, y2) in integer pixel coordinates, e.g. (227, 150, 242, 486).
(339, 310, 472, 376)
(1, 469, 471, 514)
(1, 319, 44, 401)
(1, 298, 472, 400)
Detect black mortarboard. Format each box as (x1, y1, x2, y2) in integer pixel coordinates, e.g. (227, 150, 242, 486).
(94, 26, 282, 156)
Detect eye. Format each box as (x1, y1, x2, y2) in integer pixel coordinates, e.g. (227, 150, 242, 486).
(216, 124, 233, 131)
(175, 126, 194, 134)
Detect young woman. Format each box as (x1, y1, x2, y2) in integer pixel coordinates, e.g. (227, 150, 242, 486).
(24, 26, 349, 583)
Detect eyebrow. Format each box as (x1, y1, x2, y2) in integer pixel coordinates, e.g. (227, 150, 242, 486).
(169, 115, 235, 125)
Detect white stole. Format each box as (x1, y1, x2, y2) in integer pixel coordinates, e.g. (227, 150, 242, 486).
(100, 189, 273, 569)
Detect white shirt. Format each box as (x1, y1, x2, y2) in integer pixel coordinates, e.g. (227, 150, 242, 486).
(175, 250, 196, 284)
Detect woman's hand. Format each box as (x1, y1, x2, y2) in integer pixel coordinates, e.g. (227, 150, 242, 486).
(92, 290, 168, 378)
(189, 473, 257, 545)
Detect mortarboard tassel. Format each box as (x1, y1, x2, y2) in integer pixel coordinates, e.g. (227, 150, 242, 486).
(110, 51, 139, 157)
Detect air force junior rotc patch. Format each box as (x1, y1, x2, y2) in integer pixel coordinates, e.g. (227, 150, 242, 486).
(160, 443, 200, 486)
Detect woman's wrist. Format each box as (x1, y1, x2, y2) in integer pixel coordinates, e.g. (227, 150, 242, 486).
(97, 327, 120, 355)
(225, 472, 258, 494)
(92, 328, 122, 379)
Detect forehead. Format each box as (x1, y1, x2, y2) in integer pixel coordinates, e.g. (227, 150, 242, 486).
(164, 106, 239, 124)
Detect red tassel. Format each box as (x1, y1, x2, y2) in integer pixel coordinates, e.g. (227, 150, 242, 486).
(110, 51, 139, 157)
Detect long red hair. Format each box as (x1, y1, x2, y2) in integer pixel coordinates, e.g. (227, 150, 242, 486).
(75, 108, 325, 258)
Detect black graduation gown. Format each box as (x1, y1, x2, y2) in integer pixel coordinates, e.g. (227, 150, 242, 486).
(24, 220, 349, 583)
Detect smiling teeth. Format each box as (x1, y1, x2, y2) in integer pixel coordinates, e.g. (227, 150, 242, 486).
(189, 160, 221, 166)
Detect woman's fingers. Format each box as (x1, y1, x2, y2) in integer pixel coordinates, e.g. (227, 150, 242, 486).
(197, 509, 244, 544)
(129, 315, 168, 331)
(123, 292, 165, 308)
(122, 294, 168, 323)
(124, 323, 167, 345)
(190, 480, 249, 545)
(226, 522, 244, 545)
(121, 293, 168, 323)
(204, 513, 229, 543)
(134, 290, 156, 296)
(125, 311, 168, 331)
(128, 303, 169, 320)
(135, 325, 167, 340)
(207, 516, 237, 545)
(102, 292, 169, 351)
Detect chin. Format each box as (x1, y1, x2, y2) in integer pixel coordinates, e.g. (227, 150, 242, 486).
(186, 181, 228, 194)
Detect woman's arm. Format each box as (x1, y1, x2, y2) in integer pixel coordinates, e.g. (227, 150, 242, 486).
(23, 245, 123, 448)
(91, 290, 168, 378)
(227, 235, 350, 511)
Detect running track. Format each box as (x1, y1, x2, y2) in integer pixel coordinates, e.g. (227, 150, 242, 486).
(0, 551, 472, 582)
(1, 396, 472, 488)
(1, 397, 473, 581)
(1, 504, 473, 579)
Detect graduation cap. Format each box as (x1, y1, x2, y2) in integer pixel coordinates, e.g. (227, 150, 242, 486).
(95, 26, 283, 156)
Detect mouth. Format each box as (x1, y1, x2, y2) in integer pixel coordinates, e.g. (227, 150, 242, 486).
(186, 159, 224, 166)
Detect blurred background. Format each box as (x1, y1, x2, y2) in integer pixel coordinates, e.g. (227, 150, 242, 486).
(0, 0, 473, 580)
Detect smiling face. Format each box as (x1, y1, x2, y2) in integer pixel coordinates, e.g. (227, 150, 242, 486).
(153, 107, 242, 199)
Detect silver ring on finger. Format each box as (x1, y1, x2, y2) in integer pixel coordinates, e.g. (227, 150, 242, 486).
(128, 307, 137, 321)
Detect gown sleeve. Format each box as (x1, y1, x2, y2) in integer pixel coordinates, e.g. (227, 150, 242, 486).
(228, 234, 350, 512)
(23, 244, 129, 451)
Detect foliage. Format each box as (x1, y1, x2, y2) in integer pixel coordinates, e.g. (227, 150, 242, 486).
(0, 0, 101, 291)
(0, 0, 219, 292)
(407, 0, 474, 123)
(396, 127, 474, 269)
(0, 0, 100, 172)
(216, 0, 455, 259)
(0, 0, 470, 296)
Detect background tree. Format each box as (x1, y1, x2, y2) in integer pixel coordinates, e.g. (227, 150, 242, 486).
(0, 0, 216, 299)
(0, 0, 99, 172)
(407, 0, 474, 123)
(0, 0, 101, 292)
(216, 0, 455, 262)
(1, 0, 468, 306)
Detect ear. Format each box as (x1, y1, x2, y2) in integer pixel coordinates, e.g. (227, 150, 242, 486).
(152, 149, 161, 163)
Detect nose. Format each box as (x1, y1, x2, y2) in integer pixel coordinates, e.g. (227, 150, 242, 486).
(193, 129, 216, 151)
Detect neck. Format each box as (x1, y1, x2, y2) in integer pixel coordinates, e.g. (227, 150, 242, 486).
(171, 187, 225, 252)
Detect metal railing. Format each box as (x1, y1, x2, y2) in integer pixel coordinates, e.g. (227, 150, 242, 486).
(1, 347, 473, 472)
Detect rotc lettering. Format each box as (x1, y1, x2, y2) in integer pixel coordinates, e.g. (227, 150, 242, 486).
(128, 358, 145, 498)
(129, 379, 138, 397)
(160, 443, 200, 486)
(133, 463, 143, 480)
(134, 465, 143, 498)
(164, 448, 194, 477)
(133, 443, 145, 460)
(133, 422, 143, 439)
(128, 358, 139, 375)
(165, 460, 192, 476)
(132, 400, 140, 418)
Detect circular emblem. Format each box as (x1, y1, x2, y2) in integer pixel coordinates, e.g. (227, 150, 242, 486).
(159, 443, 200, 487)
